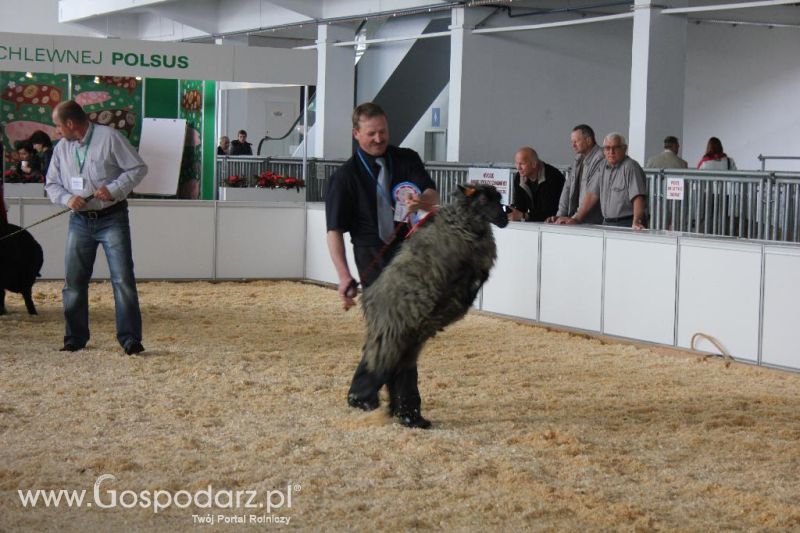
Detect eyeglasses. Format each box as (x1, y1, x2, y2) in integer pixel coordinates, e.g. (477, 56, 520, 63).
(603, 145, 625, 151)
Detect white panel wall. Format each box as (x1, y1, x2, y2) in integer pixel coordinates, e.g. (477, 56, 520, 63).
(305, 205, 337, 285)
(6, 201, 22, 226)
(604, 233, 677, 345)
(22, 202, 76, 280)
(14, 200, 217, 280)
(761, 246, 800, 369)
(677, 239, 762, 361)
(481, 223, 539, 320)
(540, 228, 604, 331)
(130, 203, 215, 279)
(684, 24, 800, 171)
(304, 204, 356, 287)
(216, 204, 304, 279)
(10, 198, 800, 372)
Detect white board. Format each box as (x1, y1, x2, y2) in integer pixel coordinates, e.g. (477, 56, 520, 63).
(466, 167, 512, 205)
(135, 118, 187, 196)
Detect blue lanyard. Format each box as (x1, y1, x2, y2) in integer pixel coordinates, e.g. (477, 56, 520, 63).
(356, 149, 394, 207)
(74, 124, 94, 175)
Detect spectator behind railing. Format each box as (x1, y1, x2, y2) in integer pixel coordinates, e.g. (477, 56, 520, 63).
(29, 130, 55, 176)
(508, 147, 564, 222)
(547, 124, 604, 224)
(646, 135, 688, 169)
(8, 140, 43, 183)
(229, 130, 252, 156)
(217, 135, 230, 155)
(697, 137, 736, 171)
(557, 132, 647, 230)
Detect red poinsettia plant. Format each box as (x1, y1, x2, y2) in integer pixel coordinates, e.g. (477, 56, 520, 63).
(225, 171, 305, 190)
(256, 171, 305, 191)
(226, 174, 247, 187)
(3, 168, 44, 184)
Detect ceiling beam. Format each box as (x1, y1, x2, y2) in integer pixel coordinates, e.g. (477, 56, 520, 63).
(471, 12, 634, 35)
(58, 0, 175, 22)
(661, 0, 800, 15)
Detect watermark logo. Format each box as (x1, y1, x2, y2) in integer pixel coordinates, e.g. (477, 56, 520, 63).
(17, 474, 299, 524)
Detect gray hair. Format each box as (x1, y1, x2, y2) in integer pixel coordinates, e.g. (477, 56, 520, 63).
(604, 132, 627, 146)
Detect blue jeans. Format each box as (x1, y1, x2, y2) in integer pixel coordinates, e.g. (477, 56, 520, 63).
(63, 209, 142, 349)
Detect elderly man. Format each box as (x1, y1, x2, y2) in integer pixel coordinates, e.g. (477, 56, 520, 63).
(217, 135, 230, 155)
(561, 132, 647, 230)
(645, 135, 688, 169)
(507, 147, 564, 222)
(547, 124, 604, 224)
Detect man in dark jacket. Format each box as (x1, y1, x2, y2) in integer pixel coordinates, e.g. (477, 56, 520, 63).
(508, 147, 565, 222)
(325, 102, 439, 429)
(229, 130, 252, 155)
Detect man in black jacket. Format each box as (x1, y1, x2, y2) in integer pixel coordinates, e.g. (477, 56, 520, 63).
(229, 130, 252, 155)
(325, 102, 439, 429)
(508, 147, 565, 222)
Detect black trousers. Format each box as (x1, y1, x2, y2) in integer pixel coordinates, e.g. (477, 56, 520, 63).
(348, 243, 422, 414)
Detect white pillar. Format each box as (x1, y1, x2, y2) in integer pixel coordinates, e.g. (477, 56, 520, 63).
(447, 7, 487, 162)
(628, 0, 688, 164)
(315, 24, 355, 159)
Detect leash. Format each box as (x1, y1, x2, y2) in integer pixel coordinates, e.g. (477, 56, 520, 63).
(353, 207, 440, 293)
(356, 213, 412, 287)
(0, 194, 94, 242)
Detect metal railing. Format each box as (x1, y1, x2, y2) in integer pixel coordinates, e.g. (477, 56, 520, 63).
(646, 169, 800, 241)
(758, 154, 800, 171)
(216, 157, 517, 203)
(216, 156, 800, 242)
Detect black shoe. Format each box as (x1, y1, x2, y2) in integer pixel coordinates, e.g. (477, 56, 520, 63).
(125, 341, 145, 355)
(347, 394, 379, 412)
(59, 343, 83, 352)
(395, 410, 432, 429)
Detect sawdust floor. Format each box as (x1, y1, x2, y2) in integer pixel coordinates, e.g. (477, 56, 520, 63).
(1, 280, 799, 532)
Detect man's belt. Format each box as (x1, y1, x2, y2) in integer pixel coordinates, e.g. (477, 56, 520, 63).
(603, 215, 634, 223)
(76, 200, 128, 219)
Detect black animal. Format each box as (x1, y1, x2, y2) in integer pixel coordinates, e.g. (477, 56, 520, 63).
(0, 224, 44, 315)
(362, 184, 509, 376)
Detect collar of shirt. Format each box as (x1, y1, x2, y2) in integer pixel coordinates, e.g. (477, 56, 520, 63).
(520, 163, 546, 185)
(357, 147, 390, 173)
(606, 155, 629, 170)
(78, 123, 94, 147)
(536, 163, 546, 184)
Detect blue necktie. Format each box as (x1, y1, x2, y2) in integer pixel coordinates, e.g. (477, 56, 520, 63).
(376, 157, 394, 243)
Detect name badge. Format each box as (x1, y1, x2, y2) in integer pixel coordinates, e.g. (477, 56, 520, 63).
(70, 177, 86, 191)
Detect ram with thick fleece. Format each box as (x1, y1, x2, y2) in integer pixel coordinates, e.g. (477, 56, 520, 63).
(0, 223, 44, 315)
(362, 184, 508, 377)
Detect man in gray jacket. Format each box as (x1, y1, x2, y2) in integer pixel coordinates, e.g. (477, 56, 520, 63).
(645, 136, 688, 169)
(548, 124, 604, 224)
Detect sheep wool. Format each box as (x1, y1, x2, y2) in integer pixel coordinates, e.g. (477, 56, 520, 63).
(0, 223, 44, 315)
(362, 184, 509, 375)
